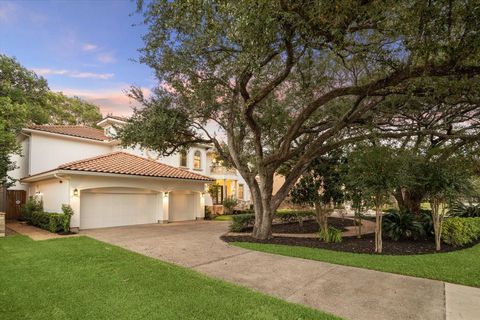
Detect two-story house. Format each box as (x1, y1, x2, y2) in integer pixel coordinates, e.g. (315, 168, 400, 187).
(2, 116, 250, 230)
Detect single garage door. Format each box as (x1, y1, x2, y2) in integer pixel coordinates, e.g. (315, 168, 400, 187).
(80, 189, 158, 229)
(169, 191, 196, 222)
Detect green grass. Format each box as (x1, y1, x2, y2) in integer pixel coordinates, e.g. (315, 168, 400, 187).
(233, 242, 480, 288)
(0, 236, 339, 320)
(213, 214, 233, 221)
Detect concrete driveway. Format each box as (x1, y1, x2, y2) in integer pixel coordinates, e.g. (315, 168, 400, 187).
(82, 221, 478, 320)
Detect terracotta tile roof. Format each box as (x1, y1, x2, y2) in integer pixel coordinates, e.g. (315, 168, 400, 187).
(28, 125, 110, 141)
(58, 152, 213, 181)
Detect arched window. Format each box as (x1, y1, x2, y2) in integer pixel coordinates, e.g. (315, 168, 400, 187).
(179, 151, 188, 167)
(193, 151, 202, 170)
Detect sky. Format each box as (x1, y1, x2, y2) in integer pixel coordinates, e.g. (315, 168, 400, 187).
(0, 0, 154, 116)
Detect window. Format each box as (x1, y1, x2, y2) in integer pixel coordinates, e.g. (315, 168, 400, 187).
(193, 151, 202, 170)
(238, 184, 244, 200)
(179, 151, 188, 167)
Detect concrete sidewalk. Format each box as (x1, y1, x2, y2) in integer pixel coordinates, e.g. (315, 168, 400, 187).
(83, 221, 480, 320)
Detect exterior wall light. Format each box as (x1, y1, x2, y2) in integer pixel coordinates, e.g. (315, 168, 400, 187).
(164, 192, 169, 198)
(73, 188, 79, 197)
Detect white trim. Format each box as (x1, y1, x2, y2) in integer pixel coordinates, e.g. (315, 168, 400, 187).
(21, 169, 213, 184)
(96, 118, 127, 127)
(22, 128, 115, 145)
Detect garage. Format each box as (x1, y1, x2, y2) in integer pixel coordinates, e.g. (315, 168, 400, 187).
(80, 188, 159, 229)
(169, 191, 198, 222)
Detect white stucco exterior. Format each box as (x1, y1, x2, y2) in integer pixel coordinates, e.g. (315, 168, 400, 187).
(8, 116, 250, 229)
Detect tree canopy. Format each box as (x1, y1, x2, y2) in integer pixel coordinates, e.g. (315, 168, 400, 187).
(123, 0, 480, 239)
(0, 54, 103, 187)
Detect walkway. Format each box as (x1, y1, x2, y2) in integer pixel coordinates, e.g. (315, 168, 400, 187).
(82, 221, 480, 320)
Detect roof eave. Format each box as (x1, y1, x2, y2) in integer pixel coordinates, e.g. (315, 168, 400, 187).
(21, 169, 214, 183)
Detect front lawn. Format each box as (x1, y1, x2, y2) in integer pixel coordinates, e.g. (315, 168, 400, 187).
(0, 236, 339, 320)
(233, 242, 480, 287)
(213, 214, 233, 221)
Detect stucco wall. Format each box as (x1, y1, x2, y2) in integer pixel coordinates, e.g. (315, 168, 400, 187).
(29, 133, 112, 175)
(68, 174, 207, 228)
(30, 178, 69, 213)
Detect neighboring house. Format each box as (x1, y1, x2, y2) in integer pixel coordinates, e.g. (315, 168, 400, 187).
(4, 116, 251, 230)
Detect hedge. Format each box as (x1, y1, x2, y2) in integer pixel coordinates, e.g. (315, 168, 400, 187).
(22, 201, 75, 234)
(441, 217, 480, 246)
(30, 211, 65, 233)
(275, 210, 315, 223)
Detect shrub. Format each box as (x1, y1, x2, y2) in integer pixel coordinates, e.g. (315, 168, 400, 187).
(441, 217, 480, 246)
(230, 213, 255, 232)
(21, 197, 43, 222)
(61, 204, 74, 233)
(30, 211, 64, 233)
(222, 196, 238, 215)
(275, 210, 315, 223)
(318, 227, 342, 243)
(382, 210, 425, 241)
(418, 210, 434, 236)
(449, 202, 480, 218)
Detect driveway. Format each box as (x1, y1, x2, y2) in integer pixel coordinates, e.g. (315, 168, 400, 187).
(82, 221, 478, 320)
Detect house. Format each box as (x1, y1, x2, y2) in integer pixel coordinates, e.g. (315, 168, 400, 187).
(4, 116, 251, 230)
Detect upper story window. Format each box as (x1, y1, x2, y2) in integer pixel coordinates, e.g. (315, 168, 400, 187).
(193, 150, 202, 170)
(179, 151, 188, 167)
(238, 184, 244, 200)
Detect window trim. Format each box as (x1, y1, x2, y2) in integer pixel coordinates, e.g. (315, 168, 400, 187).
(193, 150, 202, 170)
(179, 151, 188, 168)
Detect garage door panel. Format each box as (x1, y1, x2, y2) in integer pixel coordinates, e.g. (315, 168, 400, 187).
(169, 193, 196, 222)
(81, 192, 157, 229)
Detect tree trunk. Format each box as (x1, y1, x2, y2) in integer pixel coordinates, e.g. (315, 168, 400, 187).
(430, 199, 443, 251)
(250, 172, 276, 240)
(394, 188, 424, 214)
(375, 202, 383, 253)
(355, 215, 362, 238)
(315, 204, 329, 242)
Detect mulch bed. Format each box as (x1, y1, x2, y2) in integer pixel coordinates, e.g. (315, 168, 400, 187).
(241, 217, 357, 234)
(222, 233, 480, 255)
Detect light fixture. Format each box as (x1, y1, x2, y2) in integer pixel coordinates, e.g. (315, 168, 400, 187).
(164, 192, 169, 198)
(73, 188, 79, 197)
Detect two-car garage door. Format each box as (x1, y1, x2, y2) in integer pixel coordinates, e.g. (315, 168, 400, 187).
(80, 188, 198, 229)
(80, 189, 158, 229)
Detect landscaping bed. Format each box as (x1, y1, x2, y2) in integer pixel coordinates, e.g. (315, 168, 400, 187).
(241, 217, 356, 234)
(222, 233, 480, 255)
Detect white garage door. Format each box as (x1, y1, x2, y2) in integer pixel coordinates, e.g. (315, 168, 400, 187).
(80, 190, 157, 229)
(169, 192, 196, 222)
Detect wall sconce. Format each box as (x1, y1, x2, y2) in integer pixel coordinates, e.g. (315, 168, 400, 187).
(201, 192, 205, 197)
(35, 191, 43, 197)
(73, 188, 79, 197)
(164, 192, 169, 198)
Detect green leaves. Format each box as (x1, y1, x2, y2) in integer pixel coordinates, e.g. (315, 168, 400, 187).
(0, 54, 103, 186)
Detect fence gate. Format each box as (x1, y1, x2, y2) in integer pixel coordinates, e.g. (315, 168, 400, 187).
(6, 190, 26, 220)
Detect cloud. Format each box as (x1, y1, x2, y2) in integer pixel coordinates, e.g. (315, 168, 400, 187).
(32, 68, 114, 80)
(97, 53, 116, 64)
(82, 43, 98, 52)
(51, 86, 151, 116)
(0, 2, 17, 25)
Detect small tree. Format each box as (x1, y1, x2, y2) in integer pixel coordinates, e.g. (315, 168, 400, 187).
(290, 156, 344, 242)
(422, 160, 471, 251)
(346, 147, 398, 253)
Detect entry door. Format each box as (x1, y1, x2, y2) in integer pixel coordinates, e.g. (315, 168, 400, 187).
(6, 190, 26, 220)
